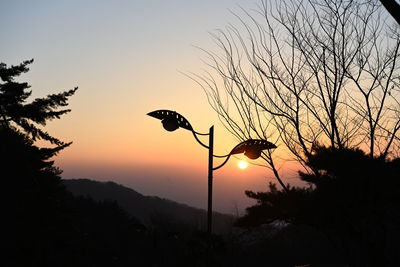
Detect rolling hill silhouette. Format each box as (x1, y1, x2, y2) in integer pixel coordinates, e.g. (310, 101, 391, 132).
(63, 178, 234, 234)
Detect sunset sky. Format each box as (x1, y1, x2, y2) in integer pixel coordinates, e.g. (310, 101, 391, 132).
(0, 0, 301, 213)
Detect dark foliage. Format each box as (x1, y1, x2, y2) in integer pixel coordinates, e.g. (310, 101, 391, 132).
(1, 60, 76, 266)
(8, 59, 400, 266)
(0, 59, 77, 148)
(0, 60, 235, 267)
(64, 178, 234, 234)
(0, 61, 149, 266)
(236, 183, 312, 227)
(1, 61, 77, 258)
(1, 125, 229, 266)
(236, 146, 400, 266)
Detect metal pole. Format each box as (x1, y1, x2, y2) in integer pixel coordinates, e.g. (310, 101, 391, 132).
(207, 125, 214, 235)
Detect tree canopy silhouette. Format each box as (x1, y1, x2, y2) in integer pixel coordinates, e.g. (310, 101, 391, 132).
(192, 0, 400, 189)
(0, 59, 77, 151)
(0, 59, 78, 207)
(0, 59, 77, 231)
(236, 146, 400, 266)
(191, 1, 400, 265)
(0, 60, 156, 267)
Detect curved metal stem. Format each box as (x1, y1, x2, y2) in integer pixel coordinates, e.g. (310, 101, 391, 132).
(191, 130, 209, 149)
(213, 153, 231, 158)
(212, 141, 243, 159)
(212, 154, 232, 171)
(193, 130, 209, 136)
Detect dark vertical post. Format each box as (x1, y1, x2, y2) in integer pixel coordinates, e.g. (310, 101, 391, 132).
(207, 125, 214, 235)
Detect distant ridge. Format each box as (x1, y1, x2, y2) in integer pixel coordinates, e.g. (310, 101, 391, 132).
(63, 178, 234, 234)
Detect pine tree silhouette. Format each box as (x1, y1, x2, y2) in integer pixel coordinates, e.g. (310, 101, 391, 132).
(0, 59, 77, 150)
(0, 59, 77, 266)
(1, 60, 153, 267)
(236, 146, 400, 266)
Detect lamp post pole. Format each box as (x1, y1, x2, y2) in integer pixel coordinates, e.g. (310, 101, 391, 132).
(147, 109, 277, 236)
(207, 126, 214, 235)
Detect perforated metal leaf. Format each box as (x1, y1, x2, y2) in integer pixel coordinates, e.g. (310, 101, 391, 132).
(147, 110, 193, 131)
(230, 139, 277, 155)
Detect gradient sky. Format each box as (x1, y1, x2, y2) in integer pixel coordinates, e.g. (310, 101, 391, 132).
(0, 0, 301, 213)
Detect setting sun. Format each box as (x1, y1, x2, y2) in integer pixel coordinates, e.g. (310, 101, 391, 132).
(238, 160, 248, 169)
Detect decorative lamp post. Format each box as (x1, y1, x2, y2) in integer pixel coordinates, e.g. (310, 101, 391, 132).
(147, 109, 276, 235)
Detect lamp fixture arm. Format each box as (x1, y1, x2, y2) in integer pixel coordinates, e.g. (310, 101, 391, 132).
(211, 141, 245, 170)
(193, 130, 209, 136)
(213, 153, 231, 158)
(212, 153, 232, 171)
(191, 130, 209, 149)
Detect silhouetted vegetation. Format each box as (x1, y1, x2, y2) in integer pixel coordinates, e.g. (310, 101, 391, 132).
(192, 1, 400, 265)
(1, 61, 149, 266)
(3, 1, 400, 263)
(0, 60, 239, 267)
(64, 178, 234, 234)
(236, 147, 400, 266)
(194, 0, 400, 190)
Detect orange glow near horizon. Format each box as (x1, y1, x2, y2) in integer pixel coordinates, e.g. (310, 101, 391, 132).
(1, 0, 302, 213)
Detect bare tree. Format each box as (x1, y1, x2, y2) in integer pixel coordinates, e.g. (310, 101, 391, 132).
(191, 0, 400, 189)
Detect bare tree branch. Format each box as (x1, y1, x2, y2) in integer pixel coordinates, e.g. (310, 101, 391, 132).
(190, 0, 400, 189)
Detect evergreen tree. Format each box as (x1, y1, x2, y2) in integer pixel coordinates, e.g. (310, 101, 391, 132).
(236, 147, 400, 266)
(0, 59, 77, 150)
(0, 59, 77, 265)
(0, 60, 152, 267)
(0, 59, 78, 206)
(0, 58, 77, 233)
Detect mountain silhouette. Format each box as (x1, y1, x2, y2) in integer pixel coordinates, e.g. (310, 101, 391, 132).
(63, 178, 234, 234)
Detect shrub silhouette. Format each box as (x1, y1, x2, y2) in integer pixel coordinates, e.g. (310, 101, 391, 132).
(237, 146, 400, 266)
